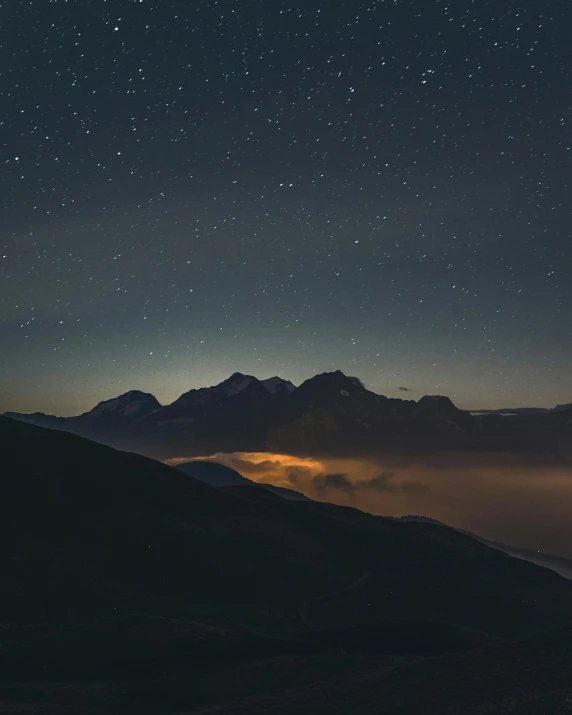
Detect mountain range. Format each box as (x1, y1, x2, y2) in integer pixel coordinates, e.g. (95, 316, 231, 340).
(1, 414, 572, 713)
(5, 370, 572, 460)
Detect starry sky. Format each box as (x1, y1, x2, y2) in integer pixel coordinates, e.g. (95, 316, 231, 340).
(2, 0, 571, 416)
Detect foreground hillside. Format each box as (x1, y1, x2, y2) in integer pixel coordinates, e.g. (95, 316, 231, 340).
(187, 626, 572, 715)
(0, 415, 571, 713)
(2, 415, 572, 632)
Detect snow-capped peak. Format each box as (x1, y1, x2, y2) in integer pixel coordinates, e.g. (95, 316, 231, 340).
(211, 373, 296, 397)
(83, 390, 161, 419)
(217, 373, 259, 396)
(260, 376, 295, 394)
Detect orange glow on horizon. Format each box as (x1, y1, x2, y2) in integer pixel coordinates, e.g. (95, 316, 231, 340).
(165, 450, 572, 560)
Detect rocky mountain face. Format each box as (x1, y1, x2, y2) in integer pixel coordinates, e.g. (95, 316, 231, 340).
(4, 370, 571, 460)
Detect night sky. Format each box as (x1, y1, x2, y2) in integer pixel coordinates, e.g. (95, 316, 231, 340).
(2, 0, 571, 416)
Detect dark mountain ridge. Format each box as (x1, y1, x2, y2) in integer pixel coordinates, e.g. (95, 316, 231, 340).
(7, 369, 569, 461)
(2, 416, 572, 713)
(2, 414, 572, 636)
(176, 460, 311, 501)
(393, 515, 572, 580)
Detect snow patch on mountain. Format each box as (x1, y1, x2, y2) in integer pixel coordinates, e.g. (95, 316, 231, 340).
(261, 377, 295, 394)
(219, 374, 259, 396)
(215, 373, 295, 396)
(81, 391, 161, 420)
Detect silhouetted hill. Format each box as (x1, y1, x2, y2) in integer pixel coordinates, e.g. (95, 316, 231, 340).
(393, 515, 572, 580)
(2, 415, 572, 713)
(4, 389, 162, 446)
(176, 460, 311, 501)
(176, 460, 252, 486)
(2, 414, 572, 634)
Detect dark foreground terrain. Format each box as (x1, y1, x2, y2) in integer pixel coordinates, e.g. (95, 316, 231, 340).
(1, 415, 572, 714)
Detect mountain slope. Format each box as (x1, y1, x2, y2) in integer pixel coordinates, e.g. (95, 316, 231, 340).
(176, 460, 253, 487)
(2, 414, 572, 637)
(189, 626, 572, 715)
(176, 460, 311, 501)
(393, 515, 572, 580)
(2, 415, 572, 714)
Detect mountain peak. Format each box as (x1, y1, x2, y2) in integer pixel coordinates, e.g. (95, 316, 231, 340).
(299, 370, 366, 396)
(228, 372, 251, 381)
(260, 376, 296, 394)
(119, 389, 159, 402)
(215, 373, 260, 396)
(85, 390, 161, 419)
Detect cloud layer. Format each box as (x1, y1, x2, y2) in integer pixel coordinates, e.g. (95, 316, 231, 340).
(168, 451, 572, 560)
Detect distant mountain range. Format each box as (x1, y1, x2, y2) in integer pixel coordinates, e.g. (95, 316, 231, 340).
(471, 402, 572, 416)
(4, 370, 572, 460)
(2, 415, 572, 714)
(5, 370, 572, 460)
